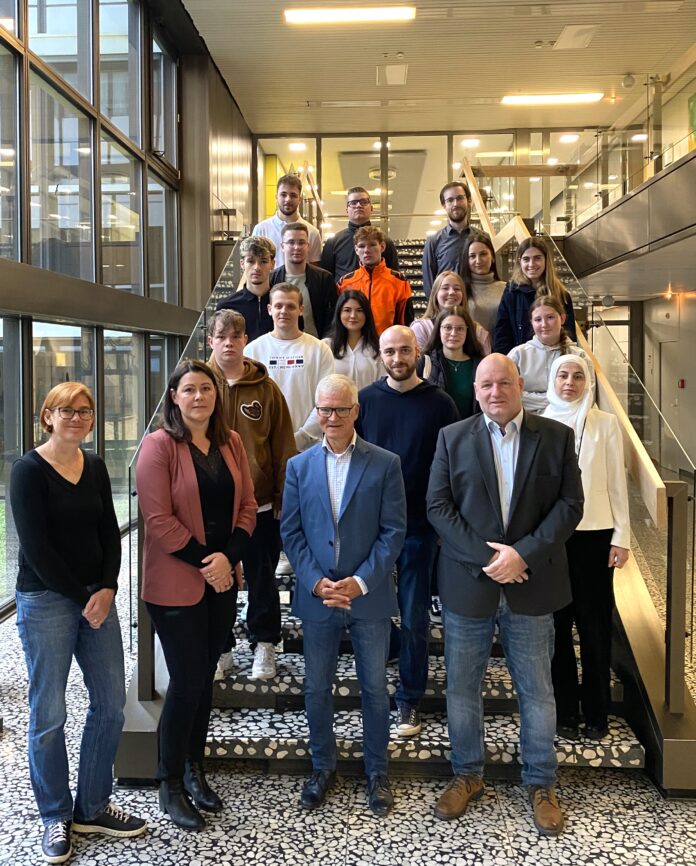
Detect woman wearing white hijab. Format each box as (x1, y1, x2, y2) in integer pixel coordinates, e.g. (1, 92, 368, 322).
(543, 355, 630, 741)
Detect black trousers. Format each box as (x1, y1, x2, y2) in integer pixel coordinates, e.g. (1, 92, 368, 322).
(223, 509, 282, 652)
(147, 582, 237, 781)
(551, 528, 615, 727)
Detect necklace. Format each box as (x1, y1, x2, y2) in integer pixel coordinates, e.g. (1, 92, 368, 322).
(446, 356, 469, 373)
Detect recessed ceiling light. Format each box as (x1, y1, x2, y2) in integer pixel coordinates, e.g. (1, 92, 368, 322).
(461, 138, 480, 148)
(476, 151, 514, 159)
(547, 157, 559, 165)
(285, 7, 416, 25)
(583, 181, 595, 189)
(608, 174, 618, 180)
(434, 208, 446, 216)
(559, 134, 580, 143)
(373, 141, 382, 149)
(529, 177, 541, 182)
(631, 133, 648, 142)
(502, 93, 603, 106)
(288, 142, 307, 152)
(451, 162, 462, 170)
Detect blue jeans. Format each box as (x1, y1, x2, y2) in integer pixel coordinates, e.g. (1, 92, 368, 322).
(443, 595, 557, 787)
(394, 530, 438, 710)
(303, 611, 390, 777)
(16, 588, 126, 825)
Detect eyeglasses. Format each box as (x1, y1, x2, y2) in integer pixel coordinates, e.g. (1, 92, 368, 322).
(443, 195, 469, 205)
(441, 325, 467, 334)
(315, 406, 354, 418)
(51, 407, 95, 420)
(347, 199, 371, 208)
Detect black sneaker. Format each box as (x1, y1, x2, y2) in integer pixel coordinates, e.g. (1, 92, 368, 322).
(395, 706, 422, 737)
(42, 820, 72, 864)
(72, 802, 147, 838)
(430, 596, 442, 624)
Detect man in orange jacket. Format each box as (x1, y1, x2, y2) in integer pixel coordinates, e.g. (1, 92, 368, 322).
(337, 226, 414, 335)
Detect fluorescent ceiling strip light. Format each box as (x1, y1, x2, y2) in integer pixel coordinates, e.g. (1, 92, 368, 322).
(285, 7, 416, 24)
(502, 93, 603, 106)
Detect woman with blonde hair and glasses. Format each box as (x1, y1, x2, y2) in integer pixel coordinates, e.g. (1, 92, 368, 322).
(494, 235, 577, 355)
(410, 270, 491, 354)
(11, 382, 146, 864)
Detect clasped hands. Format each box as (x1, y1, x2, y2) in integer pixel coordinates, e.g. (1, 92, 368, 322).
(200, 551, 238, 593)
(314, 576, 362, 609)
(482, 542, 528, 584)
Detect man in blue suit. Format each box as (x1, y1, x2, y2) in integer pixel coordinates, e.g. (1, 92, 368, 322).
(281, 373, 407, 817)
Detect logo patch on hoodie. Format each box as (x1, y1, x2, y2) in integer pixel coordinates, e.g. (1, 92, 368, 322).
(240, 400, 263, 421)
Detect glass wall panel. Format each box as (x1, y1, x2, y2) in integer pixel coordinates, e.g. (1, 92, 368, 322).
(99, 0, 140, 145)
(256, 137, 317, 222)
(104, 328, 142, 525)
(152, 35, 177, 167)
(29, 0, 92, 101)
(100, 132, 142, 293)
(0, 317, 21, 608)
(0, 1, 17, 37)
(30, 72, 94, 280)
(385, 135, 447, 240)
(147, 174, 178, 303)
(0, 43, 18, 261)
(32, 320, 95, 446)
(320, 136, 383, 238)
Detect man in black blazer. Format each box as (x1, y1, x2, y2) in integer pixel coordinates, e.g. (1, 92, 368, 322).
(426, 354, 583, 836)
(270, 222, 337, 339)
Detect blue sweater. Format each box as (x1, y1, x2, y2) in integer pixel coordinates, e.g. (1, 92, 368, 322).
(356, 378, 459, 533)
(493, 281, 577, 355)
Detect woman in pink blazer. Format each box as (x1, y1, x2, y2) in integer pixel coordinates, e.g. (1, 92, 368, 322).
(136, 359, 256, 831)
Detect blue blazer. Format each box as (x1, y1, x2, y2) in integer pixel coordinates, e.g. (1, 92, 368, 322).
(281, 436, 406, 622)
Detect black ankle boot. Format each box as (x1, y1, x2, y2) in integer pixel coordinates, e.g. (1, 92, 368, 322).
(184, 761, 223, 812)
(159, 779, 206, 831)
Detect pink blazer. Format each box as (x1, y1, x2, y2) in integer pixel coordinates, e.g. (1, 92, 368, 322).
(136, 428, 257, 606)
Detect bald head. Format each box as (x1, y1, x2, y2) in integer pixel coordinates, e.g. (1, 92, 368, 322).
(379, 325, 420, 389)
(474, 353, 524, 426)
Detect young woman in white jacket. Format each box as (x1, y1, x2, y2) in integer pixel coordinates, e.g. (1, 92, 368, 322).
(543, 355, 630, 741)
(508, 296, 594, 414)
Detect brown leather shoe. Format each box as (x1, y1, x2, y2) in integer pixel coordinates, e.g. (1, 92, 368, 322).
(434, 774, 484, 820)
(528, 785, 564, 836)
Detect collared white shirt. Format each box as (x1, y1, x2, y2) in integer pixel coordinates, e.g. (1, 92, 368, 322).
(322, 431, 367, 594)
(483, 408, 524, 528)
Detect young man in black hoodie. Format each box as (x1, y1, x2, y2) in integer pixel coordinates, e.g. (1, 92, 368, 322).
(356, 326, 459, 738)
(215, 237, 276, 343)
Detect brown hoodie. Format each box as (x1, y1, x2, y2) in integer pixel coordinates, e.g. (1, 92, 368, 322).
(209, 356, 296, 511)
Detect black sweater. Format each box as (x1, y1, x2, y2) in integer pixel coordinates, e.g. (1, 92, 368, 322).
(356, 379, 459, 532)
(10, 449, 121, 607)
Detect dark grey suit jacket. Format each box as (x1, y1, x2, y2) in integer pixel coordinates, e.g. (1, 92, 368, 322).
(426, 411, 583, 617)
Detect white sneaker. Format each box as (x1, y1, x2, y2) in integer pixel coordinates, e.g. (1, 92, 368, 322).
(214, 650, 236, 682)
(250, 642, 276, 680)
(276, 551, 293, 575)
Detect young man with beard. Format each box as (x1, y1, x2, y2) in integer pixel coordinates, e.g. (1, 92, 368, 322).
(356, 326, 459, 738)
(253, 174, 321, 267)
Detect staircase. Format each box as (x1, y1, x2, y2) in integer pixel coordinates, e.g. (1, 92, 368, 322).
(204, 574, 645, 779)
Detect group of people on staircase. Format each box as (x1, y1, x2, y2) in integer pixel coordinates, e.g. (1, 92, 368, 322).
(9, 173, 631, 863)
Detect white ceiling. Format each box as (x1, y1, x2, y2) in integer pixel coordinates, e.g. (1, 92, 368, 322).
(181, 0, 696, 134)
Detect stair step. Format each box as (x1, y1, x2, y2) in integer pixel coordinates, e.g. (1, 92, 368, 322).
(205, 707, 645, 774)
(214, 649, 624, 711)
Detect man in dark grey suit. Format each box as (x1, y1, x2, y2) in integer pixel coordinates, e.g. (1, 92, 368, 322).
(426, 354, 583, 836)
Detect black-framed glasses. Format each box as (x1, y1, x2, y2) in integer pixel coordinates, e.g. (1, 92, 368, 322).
(51, 407, 95, 420)
(347, 199, 370, 208)
(315, 406, 354, 418)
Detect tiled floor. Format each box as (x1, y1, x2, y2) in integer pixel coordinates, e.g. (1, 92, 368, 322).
(2, 545, 696, 865)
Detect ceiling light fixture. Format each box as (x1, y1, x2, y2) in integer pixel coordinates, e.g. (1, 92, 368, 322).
(476, 151, 514, 159)
(502, 93, 603, 106)
(631, 133, 648, 142)
(461, 138, 480, 148)
(559, 134, 580, 144)
(547, 157, 559, 165)
(529, 177, 541, 182)
(451, 162, 461, 170)
(288, 142, 307, 152)
(285, 7, 416, 25)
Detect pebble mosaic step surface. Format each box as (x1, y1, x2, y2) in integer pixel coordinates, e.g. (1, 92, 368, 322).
(205, 707, 645, 773)
(214, 646, 624, 712)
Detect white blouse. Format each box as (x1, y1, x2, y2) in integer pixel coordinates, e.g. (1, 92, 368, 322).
(323, 337, 385, 390)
